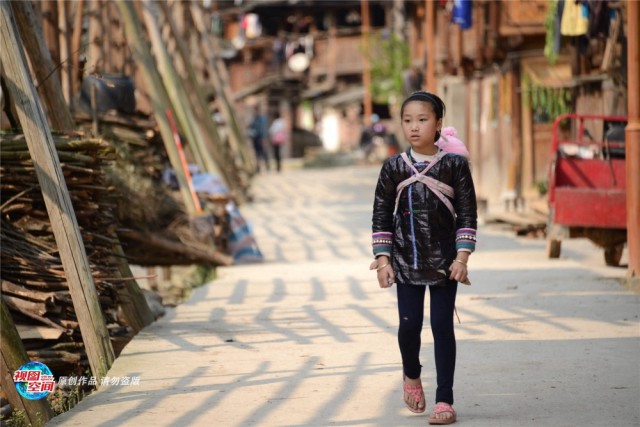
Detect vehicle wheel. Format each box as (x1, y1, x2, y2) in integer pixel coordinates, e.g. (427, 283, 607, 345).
(604, 243, 624, 266)
(546, 238, 561, 258)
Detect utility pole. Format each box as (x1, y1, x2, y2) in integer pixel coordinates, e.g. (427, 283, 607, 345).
(626, 0, 639, 278)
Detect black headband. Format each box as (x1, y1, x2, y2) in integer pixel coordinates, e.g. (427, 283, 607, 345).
(401, 91, 446, 119)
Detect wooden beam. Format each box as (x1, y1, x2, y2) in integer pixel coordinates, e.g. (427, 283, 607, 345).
(88, 0, 103, 74)
(40, 0, 60, 79)
(158, 0, 247, 191)
(112, 240, 154, 333)
(57, 0, 72, 104)
(139, 0, 232, 190)
(1, 300, 55, 427)
(70, 0, 85, 106)
(10, 0, 74, 132)
(114, 0, 201, 214)
(189, 3, 256, 178)
(1, 1, 115, 380)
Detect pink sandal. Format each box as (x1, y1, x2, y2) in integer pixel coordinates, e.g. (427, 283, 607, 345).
(428, 402, 457, 425)
(402, 375, 425, 413)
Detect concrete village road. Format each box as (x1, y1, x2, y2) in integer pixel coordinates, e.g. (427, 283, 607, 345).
(47, 164, 639, 427)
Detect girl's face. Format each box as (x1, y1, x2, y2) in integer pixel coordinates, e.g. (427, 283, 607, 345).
(401, 101, 442, 155)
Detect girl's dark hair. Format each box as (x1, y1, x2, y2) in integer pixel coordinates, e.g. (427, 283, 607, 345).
(400, 91, 446, 120)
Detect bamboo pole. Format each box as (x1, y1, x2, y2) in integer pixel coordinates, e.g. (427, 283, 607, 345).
(1, 301, 55, 427)
(57, 0, 72, 104)
(40, 0, 59, 78)
(10, 0, 74, 132)
(138, 1, 207, 173)
(139, 0, 237, 193)
(103, 0, 112, 72)
(0, 1, 115, 379)
(189, 3, 256, 177)
(114, 0, 199, 214)
(88, 0, 103, 74)
(70, 0, 85, 106)
(158, 1, 249, 192)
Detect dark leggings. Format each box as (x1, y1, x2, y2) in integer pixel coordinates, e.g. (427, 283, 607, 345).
(397, 281, 458, 404)
(272, 144, 282, 172)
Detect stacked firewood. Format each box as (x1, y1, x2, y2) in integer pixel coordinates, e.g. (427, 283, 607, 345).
(73, 113, 233, 266)
(1, 114, 233, 374)
(0, 133, 126, 374)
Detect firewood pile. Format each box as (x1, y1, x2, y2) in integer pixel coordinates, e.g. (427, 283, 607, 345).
(1, 118, 232, 375)
(73, 113, 233, 266)
(0, 133, 128, 375)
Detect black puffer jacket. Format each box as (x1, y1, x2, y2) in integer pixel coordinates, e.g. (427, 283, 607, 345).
(372, 150, 477, 286)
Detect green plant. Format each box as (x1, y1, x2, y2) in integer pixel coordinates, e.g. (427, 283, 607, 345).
(535, 180, 549, 196)
(522, 74, 572, 123)
(544, 0, 559, 65)
(47, 381, 86, 415)
(364, 32, 410, 105)
(5, 410, 28, 427)
(191, 265, 217, 287)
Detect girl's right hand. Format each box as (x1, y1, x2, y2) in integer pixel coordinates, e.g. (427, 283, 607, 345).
(371, 257, 395, 288)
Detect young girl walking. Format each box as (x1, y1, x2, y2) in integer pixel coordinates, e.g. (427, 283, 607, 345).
(371, 91, 477, 425)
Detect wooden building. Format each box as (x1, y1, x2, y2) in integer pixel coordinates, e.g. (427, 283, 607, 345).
(210, 0, 629, 211)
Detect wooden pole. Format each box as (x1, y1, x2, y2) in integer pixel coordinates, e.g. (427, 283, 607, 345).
(10, 0, 75, 132)
(626, 0, 640, 277)
(157, 0, 245, 191)
(58, 0, 73, 105)
(114, 0, 200, 214)
(189, 3, 255, 177)
(139, 0, 231, 190)
(361, 0, 373, 126)
(57, 0, 72, 104)
(111, 241, 154, 333)
(425, 0, 436, 92)
(1, 301, 55, 427)
(70, 0, 85, 107)
(0, 0, 115, 380)
(88, 0, 103, 74)
(103, 0, 113, 72)
(40, 0, 60, 80)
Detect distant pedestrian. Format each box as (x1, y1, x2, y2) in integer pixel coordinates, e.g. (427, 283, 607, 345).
(248, 105, 270, 172)
(370, 91, 478, 425)
(268, 112, 287, 172)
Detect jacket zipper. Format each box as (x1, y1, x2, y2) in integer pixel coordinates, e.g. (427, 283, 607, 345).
(408, 183, 418, 269)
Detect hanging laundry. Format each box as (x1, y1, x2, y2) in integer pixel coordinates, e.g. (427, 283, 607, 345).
(232, 14, 246, 49)
(210, 12, 223, 37)
(560, 0, 588, 36)
(452, 0, 472, 30)
(244, 13, 262, 39)
(586, 0, 611, 38)
(553, 0, 565, 56)
(303, 35, 314, 59)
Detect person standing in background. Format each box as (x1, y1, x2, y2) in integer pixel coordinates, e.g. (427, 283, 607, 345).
(248, 105, 270, 172)
(269, 112, 287, 172)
